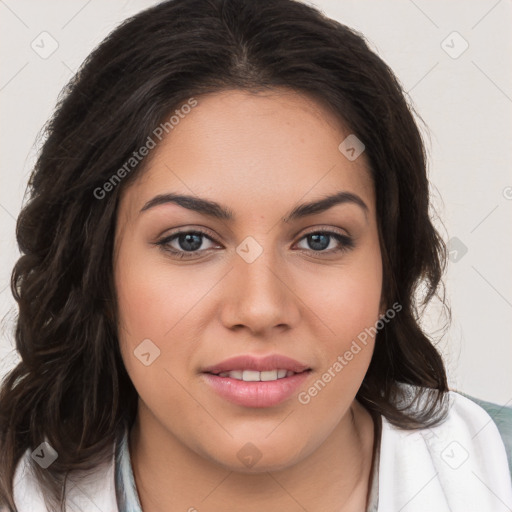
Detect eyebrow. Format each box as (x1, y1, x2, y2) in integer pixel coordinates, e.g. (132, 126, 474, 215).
(139, 190, 369, 223)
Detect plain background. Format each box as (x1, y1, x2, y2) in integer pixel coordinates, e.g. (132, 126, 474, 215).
(0, 0, 511, 404)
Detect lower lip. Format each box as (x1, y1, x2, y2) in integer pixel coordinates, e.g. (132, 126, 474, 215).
(202, 371, 311, 408)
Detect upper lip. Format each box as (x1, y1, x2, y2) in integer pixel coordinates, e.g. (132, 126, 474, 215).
(202, 354, 311, 374)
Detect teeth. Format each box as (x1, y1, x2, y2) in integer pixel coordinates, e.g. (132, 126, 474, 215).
(243, 370, 260, 381)
(216, 369, 298, 381)
(260, 370, 278, 381)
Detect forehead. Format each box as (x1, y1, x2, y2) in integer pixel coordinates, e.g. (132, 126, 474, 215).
(118, 89, 375, 221)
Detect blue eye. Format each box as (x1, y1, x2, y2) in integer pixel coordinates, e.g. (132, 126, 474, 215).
(167, 231, 213, 252)
(296, 232, 354, 253)
(155, 229, 219, 259)
(155, 229, 354, 259)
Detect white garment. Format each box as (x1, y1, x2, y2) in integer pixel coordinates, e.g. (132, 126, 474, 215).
(11, 389, 512, 511)
(377, 391, 512, 511)
(12, 449, 117, 512)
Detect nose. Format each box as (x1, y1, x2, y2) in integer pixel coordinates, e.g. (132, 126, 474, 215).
(219, 248, 301, 336)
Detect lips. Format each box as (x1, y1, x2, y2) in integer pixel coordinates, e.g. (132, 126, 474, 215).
(216, 369, 295, 381)
(201, 354, 312, 408)
(202, 354, 311, 374)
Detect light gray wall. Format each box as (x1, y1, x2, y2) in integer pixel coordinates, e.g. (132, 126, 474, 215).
(1, 0, 511, 404)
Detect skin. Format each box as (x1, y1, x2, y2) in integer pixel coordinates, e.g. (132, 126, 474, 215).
(114, 88, 384, 512)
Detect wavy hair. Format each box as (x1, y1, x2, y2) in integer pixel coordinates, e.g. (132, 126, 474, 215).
(0, 0, 450, 509)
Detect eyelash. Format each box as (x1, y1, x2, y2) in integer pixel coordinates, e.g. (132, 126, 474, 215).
(154, 227, 355, 259)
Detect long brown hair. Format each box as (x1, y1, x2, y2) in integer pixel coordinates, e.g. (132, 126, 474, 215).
(0, 0, 450, 509)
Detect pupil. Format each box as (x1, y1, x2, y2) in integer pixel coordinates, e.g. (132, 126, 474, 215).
(309, 233, 329, 251)
(180, 233, 202, 251)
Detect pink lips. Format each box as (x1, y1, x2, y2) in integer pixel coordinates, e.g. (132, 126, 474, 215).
(202, 354, 310, 374)
(201, 354, 311, 408)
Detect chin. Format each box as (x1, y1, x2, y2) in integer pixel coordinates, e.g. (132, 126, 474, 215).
(226, 454, 302, 474)
(202, 439, 309, 474)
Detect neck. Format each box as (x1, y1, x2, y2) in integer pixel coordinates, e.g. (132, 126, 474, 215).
(130, 399, 375, 512)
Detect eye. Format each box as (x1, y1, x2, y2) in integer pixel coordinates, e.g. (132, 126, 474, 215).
(294, 230, 355, 255)
(154, 228, 220, 259)
(154, 228, 355, 259)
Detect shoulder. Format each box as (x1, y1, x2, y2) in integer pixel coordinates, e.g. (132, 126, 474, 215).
(431, 388, 510, 439)
(376, 385, 512, 511)
(457, 391, 512, 476)
(421, 389, 512, 479)
(12, 445, 118, 512)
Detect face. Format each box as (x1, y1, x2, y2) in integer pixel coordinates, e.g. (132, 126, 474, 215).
(114, 88, 384, 472)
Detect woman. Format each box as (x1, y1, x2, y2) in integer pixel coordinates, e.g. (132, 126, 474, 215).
(1, 0, 511, 511)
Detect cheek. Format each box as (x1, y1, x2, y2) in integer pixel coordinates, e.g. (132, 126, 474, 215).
(114, 240, 211, 339)
(114, 258, 199, 429)
(296, 266, 381, 422)
(114, 242, 222, 408)
(296, 244, 382, 401)
(302, 252, 382, 341)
